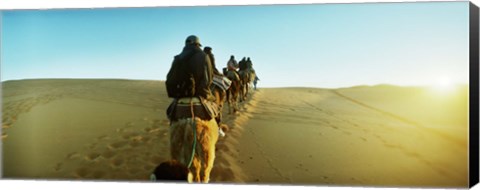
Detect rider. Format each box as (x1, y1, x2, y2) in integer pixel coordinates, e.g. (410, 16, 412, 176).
(254, 76, 260, 90)
(227, 55, 238, 71)
(203, 46, 221, 75)
(238, 57, 247, 71)
(246, 57, 253, 71)
(203, 46, 227, 137)
(226, 55, 240, 81)
(166, 35, 219, 124)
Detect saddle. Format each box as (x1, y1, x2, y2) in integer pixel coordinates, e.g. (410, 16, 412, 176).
(226, 70, 240, 81)
(167, 97, 219, 121)
(213, 74, 231, 91)
(239, 69, 250, 79)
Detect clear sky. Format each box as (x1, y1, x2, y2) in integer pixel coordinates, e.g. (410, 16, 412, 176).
(0, 2, 470, 88)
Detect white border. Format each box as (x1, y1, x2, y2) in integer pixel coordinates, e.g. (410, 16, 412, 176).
(0, 0, 478, 190)
(0, 0, 472, 10)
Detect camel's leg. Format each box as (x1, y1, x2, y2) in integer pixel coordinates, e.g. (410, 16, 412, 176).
(232, 97, 238, 113)
(200, 147, 215, 183)
(199, 119, 218, 183)
(190, 158, 201, 182)
(170, 121, 188, 164)
(226, 89, 232, 114)
(239, 82, 245, 102)
(228, 99, 233, 114)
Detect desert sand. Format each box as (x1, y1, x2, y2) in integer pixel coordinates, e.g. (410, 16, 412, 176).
(1, 79, 469, 188)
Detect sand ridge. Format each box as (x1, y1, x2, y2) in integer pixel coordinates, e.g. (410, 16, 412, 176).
(210, 89, 263, 183)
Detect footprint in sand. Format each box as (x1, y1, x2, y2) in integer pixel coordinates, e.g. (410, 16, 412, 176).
(101, 149, 116, 159)
(125, 122, 134, 127)
(122, 132, 140, 140)
(2, 118, 10, 126)
(144, 127, 152, 133)
(66, 152, 81, 159)
(3, 115, 17, 124)
(91, 170, 106, 178)
(129, 140, 141, 148)
(146, 128, 164, 134)
(110, 157, 124, 168)
(405, 151, 421, 158)
(342, 131, 352, 136)
(53, 163, 63, 171)
(85, 152, 101, 161)
(2, 124, 11, 129)
(151, 120, 162, 128)
(2, 132, 8, 139)
(97, 135, 109, 140)
(143, 135, 153, 142)
(384, 143, 400, 149)
(108, 141, 128, 149)
(74, 167, 90, 178)
(88, 142, 98, 149)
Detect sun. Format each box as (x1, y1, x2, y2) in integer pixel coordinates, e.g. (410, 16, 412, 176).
(431, 76, 455, 93)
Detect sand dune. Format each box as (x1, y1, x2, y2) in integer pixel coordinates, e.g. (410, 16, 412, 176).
(235, 87, 468, 187)
(1, 79, 468, 188)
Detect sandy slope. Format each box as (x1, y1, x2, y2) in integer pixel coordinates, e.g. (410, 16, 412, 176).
(2, 79, 172, 180)
(1, 80, 468, 188)
(235, 87, 468, 188)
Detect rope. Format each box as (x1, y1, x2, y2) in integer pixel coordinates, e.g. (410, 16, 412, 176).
(187, 98, 197, 168)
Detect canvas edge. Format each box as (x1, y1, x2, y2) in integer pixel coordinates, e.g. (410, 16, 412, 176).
(469, 1, 480, 188)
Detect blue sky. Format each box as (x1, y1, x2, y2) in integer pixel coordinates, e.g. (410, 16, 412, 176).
(0, 2, 470, 88)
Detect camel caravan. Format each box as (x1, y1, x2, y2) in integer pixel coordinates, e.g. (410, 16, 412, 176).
(151, 35, 258, 183)
(223, 56, 257, 114)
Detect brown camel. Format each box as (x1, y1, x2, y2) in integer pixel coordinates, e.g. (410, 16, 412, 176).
(224, 70, 241, 114)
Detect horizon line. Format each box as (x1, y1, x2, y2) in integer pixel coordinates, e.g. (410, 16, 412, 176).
(0, 77, 469, 89)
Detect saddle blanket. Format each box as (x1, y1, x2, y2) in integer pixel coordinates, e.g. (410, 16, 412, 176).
(213, 75, 231, 91)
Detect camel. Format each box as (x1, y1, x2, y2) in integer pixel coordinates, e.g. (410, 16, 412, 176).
(223, 68, 241, 114)
(156, 78, 229, 183)
(211, 74, 228, 123)
(238, 68, 255, 102)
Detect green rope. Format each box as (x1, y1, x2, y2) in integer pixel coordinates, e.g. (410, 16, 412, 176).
(187, 119, 197, 168)
(187, 99, 197, 169)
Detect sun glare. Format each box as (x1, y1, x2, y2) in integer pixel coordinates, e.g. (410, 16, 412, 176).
(431, 76, 456, 93)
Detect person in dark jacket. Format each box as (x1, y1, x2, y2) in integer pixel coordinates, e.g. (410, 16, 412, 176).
(254, 76, 260, 90)
(238, 57, 247, 71)
(246, 57, 253, 70)
(227, 55, 238, 71)
(180, 35, 214, 101)
(166, 35, 218, 121)
(203, 46, 221, 75)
